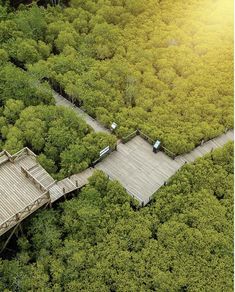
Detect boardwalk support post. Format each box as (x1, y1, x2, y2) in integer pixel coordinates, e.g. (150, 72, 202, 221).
(0, 223, 20, 254)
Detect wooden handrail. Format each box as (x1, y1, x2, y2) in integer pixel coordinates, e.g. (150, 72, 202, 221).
(161, 146, 176, 158)
(11, 147, 36, 162)
(11, 148, 27, 159)
(0, 148, 37, 165)
(0, 151, 10, 165)
(138, 129, 155, 145)
(25, 147, 37, 157)
(121, 130, 138, 143)
(21, 167, 47, 192)
(0, 191, 50, 233)
(0, 150, 11, 158)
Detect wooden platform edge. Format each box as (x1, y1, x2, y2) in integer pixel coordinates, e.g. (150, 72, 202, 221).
(0, 191, 50, 237)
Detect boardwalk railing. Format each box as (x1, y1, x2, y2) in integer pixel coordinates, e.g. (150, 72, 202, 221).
(21, 166, 48, 192)
(161, 146, 176, 159)
(121, 130, 138, 143)
(92, 143, 118, 166)
(0, 150, 11, 165)
(122, 129, 155, 146)
(138, 129, 155, 145)
(11, 147, 36, 162)
(0, 191, 50, 236)
(121, 129, 176, 159)
(0, 148, 37, 165)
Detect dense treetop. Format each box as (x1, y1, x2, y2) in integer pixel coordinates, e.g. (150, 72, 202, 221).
(0, 101, 116, 178)
(0, 0, 232, 154)
(0, 0, 233, 156)
(0, 142, 233, 291)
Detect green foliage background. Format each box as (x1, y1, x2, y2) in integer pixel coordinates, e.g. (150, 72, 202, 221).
(0, 0, 232, 154)
(0, 1, 233, 290)
(0, 0, 233, 162)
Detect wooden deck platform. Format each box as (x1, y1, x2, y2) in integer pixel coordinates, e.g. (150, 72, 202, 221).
(0, 148, 94, 236)
(96, 130, 234, 205)
(0, 149, 50, 236)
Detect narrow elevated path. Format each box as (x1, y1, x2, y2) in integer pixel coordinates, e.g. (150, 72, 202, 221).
(50, 168, 94, 203)
(54, 92, 110, 133)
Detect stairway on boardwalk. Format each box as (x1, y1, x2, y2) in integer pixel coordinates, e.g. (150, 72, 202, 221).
(26, 163, 55, 189)
(15, 152, 95, 204)
(50, 168, 95, 203)
(49, 168, 94, 203)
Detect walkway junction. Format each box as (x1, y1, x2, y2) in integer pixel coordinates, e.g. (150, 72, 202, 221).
(0, 90, 233, 242)
(0, 130, 233, 239)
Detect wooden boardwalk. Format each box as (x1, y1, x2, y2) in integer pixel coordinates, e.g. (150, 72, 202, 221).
(96, 130, 234, 205)
(0, 149, 94, 236)
(0, 149, 50, 236)
(1, 54, 231, 240)
(54, 92, 109, 133)
(0, 121, 233, 237)
(50, 168, 94, 203)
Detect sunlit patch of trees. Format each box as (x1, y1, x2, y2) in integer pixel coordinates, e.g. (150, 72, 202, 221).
(0, 1, 233, 155)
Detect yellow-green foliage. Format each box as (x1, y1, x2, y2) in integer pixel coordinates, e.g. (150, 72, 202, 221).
(0, 1, 233, 154)
(26, 0, 234, 153)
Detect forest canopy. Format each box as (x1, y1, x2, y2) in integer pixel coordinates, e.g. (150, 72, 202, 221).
(0, 1, 233, 290)
(0, 0, 232, 154)
(1, 102, 116, 178)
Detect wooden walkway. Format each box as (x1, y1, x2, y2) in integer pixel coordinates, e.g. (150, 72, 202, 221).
(0, 149, 50, 236)
(1, 54, 231, 238)
(0, 130, 233, 237)
(0, 93, 233, 237)
(54, 92, 109, 133)
(50, 168, 94, 203)
(96, 130, 234, 205)
(0, 149, 94, 236)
